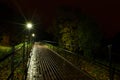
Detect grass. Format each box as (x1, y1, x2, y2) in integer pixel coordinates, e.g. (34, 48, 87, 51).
(0, 43, 24, 59)
(0, 46, 12, 53)
(0, 46, 12, 58)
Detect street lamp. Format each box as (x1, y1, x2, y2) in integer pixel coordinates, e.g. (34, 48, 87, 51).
(32, 33, 35, 43)
(26, 22, 33, 43)
(26, 22, 33, 60)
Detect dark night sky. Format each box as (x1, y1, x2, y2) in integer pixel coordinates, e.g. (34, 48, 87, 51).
(1, 0, 120, 39)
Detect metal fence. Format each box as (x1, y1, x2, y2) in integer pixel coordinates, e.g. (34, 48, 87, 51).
(44, 41, 120, 80)
(0, 43, 32, 80)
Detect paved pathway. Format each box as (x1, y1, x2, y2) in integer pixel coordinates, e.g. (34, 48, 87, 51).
(27, 43, 94, 80)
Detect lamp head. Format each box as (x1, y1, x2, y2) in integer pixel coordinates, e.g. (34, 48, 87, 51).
(26, 22, 33, 29)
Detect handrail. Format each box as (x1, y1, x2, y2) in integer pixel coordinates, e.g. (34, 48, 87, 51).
(7, 58, 23, 80)
(45, 42, 120, 69)
(0, 43, 32, 80)
(45, 42, 120, 80)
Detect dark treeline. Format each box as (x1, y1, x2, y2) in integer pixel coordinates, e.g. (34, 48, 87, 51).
(49, 6, 103, 58)
(46, 6, 120, 63)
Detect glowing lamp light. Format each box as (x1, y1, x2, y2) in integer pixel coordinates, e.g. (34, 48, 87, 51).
(32, 33, 35, 37)
(26, 23, 33, 29)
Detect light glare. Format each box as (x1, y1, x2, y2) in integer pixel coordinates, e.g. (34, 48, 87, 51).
(32, 33, 35, 37)
(27, 23, 33, 29)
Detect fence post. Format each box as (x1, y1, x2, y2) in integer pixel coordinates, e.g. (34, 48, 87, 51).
(25, 41, 29, 80)
(108, 44, 114, 80)
(26, 41, 29, 60)
(11, 45, 15, 80)
(22, 42, 25, 80)
(23, 42, 25, 62)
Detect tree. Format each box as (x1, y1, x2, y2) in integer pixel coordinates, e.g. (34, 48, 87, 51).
(77, 16, 102, 57)
(52, 6, 102, 58)
(53, 6, 80, 52)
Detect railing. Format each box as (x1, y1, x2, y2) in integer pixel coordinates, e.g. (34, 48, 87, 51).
(43, 41, 120, 80)
(0, 43, 32, 80)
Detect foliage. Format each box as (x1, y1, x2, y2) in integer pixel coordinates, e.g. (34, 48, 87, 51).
(15, 43, 23, 49)
(52, 6, 102, 58)
(0, 43, 30, 80)
(0, 43, 24, 58)
(0, 45, 12, 58)
(77, 17, 102, 57)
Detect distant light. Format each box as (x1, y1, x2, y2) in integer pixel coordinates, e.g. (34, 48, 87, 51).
(32, 33, 35, 37)
(26, 23, 33, 29)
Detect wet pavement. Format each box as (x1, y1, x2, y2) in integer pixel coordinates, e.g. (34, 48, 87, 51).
(27, 43, 94, 80)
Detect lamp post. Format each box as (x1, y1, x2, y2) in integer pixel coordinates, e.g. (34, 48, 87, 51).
(26, 22, 33, 59)
(26, 22, 33, 44)
(24, 22, 33, 79)
(26, 22, 33, 52)
(32, 33, 35, 43)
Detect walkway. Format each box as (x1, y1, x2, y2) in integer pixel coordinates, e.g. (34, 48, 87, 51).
(27, 43, 93, 80)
